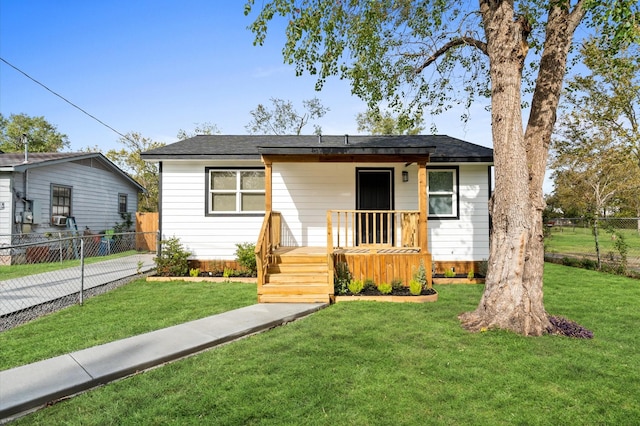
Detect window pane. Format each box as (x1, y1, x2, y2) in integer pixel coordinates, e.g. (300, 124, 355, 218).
(429, 195, 453, 215)
(52, 186, 71, 216)
(429, 171, 453, 192)
(241, 193, 265, 211)
(211, 193, 236, 211)
(241, 171, 264, 190)
(211, 171, 236, 190)
(119, 194, 127, 213)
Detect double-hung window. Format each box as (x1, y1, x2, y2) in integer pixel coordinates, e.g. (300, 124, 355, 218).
(51, 184, 72, 217)
(428, 168, 458, 218)
(118, 194, 128, 214)
(206, 168, 265, 214)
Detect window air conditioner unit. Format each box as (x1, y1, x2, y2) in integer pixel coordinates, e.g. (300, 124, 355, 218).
(52, 215, 68, 226)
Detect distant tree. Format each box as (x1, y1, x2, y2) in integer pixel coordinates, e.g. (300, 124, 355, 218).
(78, 145, 102, 153)
(0, 113, 69, 152)
(246, 97, 328, 135)
(552, 38, 640, 229)
(356, 109, 424, 135)
(176, 122, 222, 140)
(106, 132, 165, 212)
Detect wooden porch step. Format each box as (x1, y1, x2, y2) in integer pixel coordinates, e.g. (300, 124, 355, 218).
(272, 254, 326, 264)
(259, 294, 331, 303)
(259, 283, 329, 295)
(265, 273, 328, 284)
(260, 247, 331, 303)
(268, 263, 327, 274)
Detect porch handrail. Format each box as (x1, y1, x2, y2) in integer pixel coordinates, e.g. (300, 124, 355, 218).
(327, 210, 421, 250)
(255, 211, 281, 287)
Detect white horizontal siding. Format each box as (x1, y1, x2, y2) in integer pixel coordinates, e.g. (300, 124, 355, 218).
(161, 160, 491, 262)
(428, 164, 491, 261)
(161, 161, 264, 259)
(273, 162, 419, 246)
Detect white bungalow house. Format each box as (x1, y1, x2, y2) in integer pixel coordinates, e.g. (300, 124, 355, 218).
(141, 135, 493, 303)
(0, 151, 145, 259)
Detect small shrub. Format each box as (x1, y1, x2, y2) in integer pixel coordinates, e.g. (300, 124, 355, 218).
(414, 260, 429, 288)
(444, 269, 456, 278)
(477, 259, 488, 277)
(612, 231, 628, 274)
(580, 258, 597, 270)
(334, 262, 352, 295)
(561, 257, 581, 268)
(409, 279, 422, 296)
(222, 267, 235, 278)
(235, 242, 257, 276)
(155, 237, 191, 277)
(467, 270, 475, 279)
(390, 278, 403, 291)
(363, 278, 376, 292)
(377, 282, 393, 295)
(348, 279, 364, 295)
(189, 268, 200, 277)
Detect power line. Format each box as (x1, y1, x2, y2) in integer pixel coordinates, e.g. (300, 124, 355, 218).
(0, 56, 132, 142)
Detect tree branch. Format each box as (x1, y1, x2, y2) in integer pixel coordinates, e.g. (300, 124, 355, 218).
(415, 36, 487, 74)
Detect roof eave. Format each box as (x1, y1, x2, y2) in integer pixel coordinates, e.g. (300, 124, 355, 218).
(430, 156, 494, 163)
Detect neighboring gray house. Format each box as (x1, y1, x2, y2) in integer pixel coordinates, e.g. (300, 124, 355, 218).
(0, 151, 145, 246)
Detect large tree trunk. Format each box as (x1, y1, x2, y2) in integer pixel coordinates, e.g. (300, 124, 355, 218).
(460, 1, 585, 335)
(459, 1, 538, 334)
(521, 4, 586, 334)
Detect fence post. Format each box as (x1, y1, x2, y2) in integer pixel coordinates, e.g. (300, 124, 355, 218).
(80, 238, 85, 305)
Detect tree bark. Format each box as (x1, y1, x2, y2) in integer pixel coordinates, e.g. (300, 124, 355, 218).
(459, 1, 536, 334)
(460, 1, 585, 335)
(521, 3, 586, 334)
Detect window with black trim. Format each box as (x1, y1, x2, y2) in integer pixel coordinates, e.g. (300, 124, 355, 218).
(118, 193, 128, 214)
(206, 168, 265, 213)
(52, 185, 72, 217)
(428, 168, 458, 218)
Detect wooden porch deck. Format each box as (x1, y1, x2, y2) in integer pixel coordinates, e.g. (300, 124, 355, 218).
(255, 209, 431, 303)
(258, 246, 432, 304)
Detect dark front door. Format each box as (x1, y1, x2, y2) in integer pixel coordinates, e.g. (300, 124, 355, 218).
(356, 169, 394, 245)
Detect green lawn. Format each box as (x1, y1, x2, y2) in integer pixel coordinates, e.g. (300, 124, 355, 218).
(9, 263, 640, 425)
(0, 279, 257, 370)
(546, 225, 640, 257)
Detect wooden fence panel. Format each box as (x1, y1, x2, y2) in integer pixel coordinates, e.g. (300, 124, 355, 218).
(135, 212, 158, 251)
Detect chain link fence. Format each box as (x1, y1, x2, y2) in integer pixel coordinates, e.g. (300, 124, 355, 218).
(545, 218, 640, 274)
(0, 231, 158, 331)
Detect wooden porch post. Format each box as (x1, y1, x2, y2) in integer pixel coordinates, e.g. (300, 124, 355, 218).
(418, 161, 428, 252)
(263, 159, 272, 213)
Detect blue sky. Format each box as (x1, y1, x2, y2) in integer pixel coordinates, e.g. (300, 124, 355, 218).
(0, 0, 494, 154)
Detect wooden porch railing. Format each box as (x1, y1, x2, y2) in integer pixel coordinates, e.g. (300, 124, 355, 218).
(327, 210, 421, 251)
(255, 211, 281, 287)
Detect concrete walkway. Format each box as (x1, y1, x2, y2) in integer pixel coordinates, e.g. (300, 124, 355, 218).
(0, 302, 327, 422)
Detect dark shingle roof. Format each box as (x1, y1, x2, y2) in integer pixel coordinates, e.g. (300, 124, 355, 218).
(0, 152, 89, 168)
(0, 152, 145, 192)
(141, 135, 493, 163)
